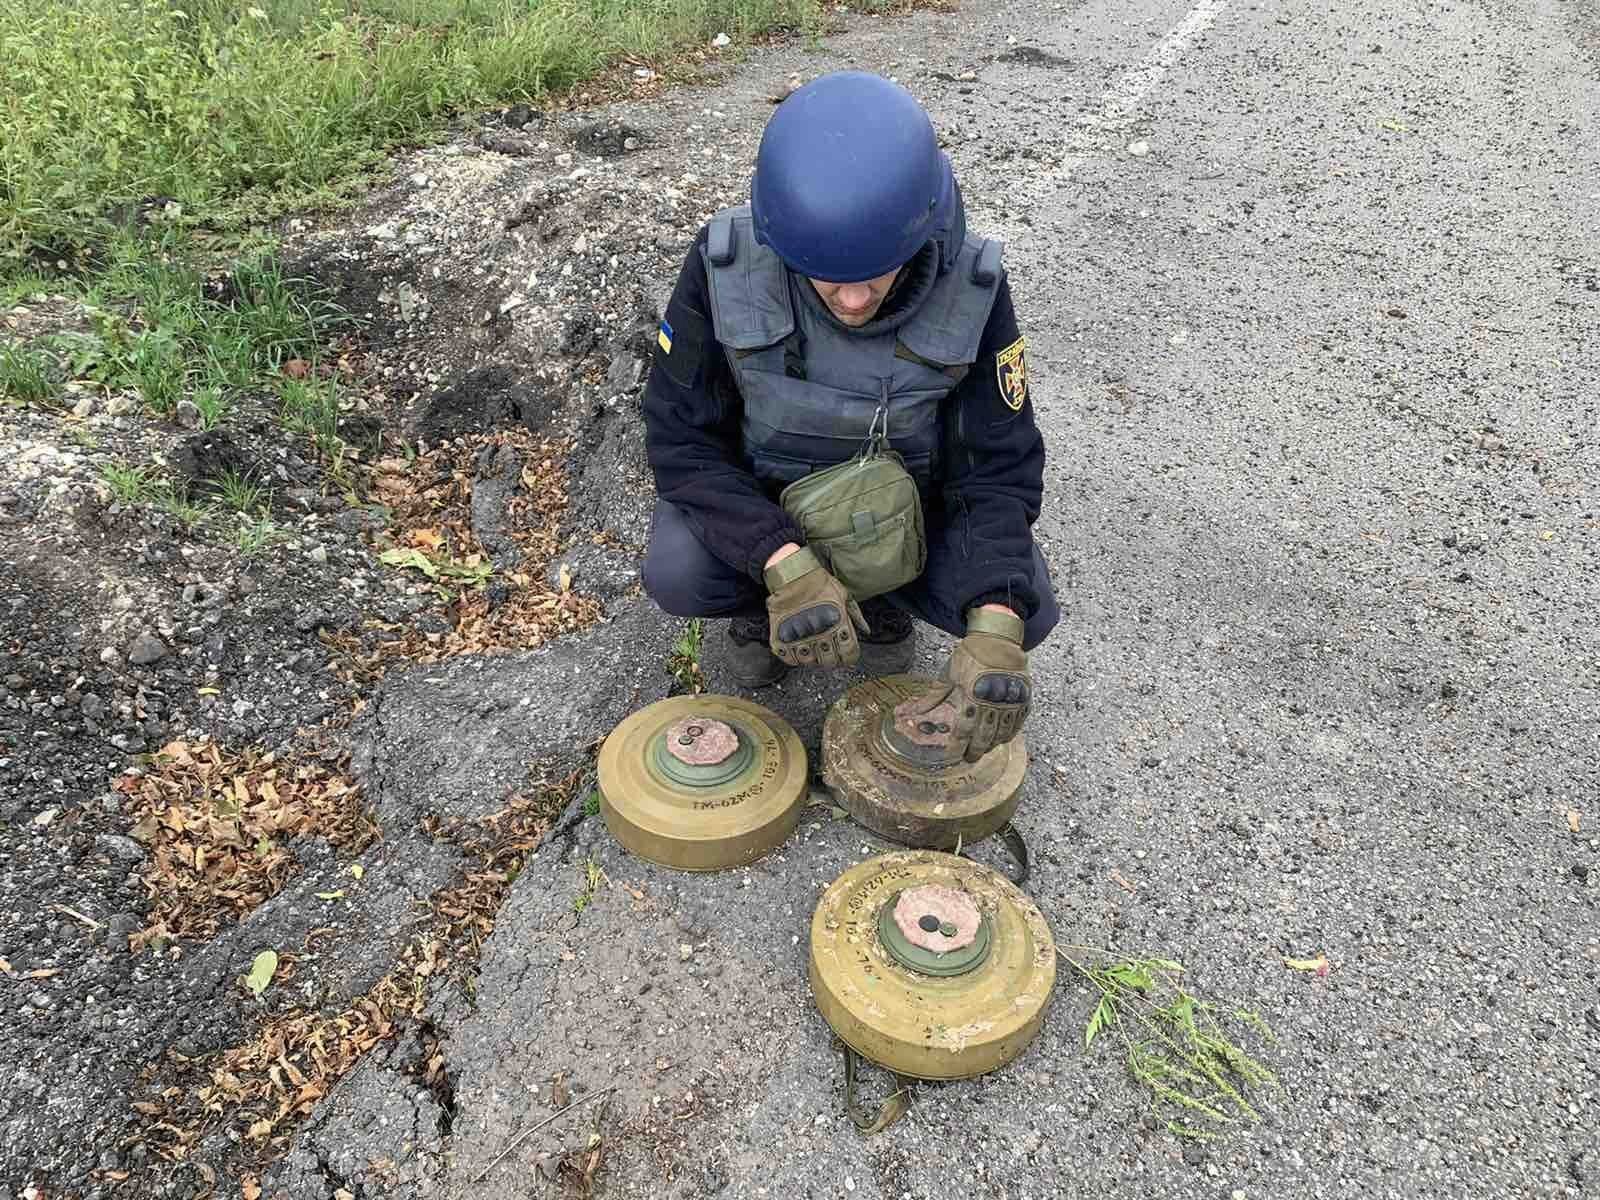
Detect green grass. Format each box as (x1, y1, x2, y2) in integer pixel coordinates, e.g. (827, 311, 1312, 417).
(0, 343, 61, 406)
(1, 0, 829, 270)
(153, 480, 209, 530)
(215, 468, 268, 513)
(38, 235, 338, 425)
(234, 514, 286, 557)
(101, 461, 158, 503)
(192, 383, 228, 428)
(0, 273, 52, 307)
(277, 374, 341, 451)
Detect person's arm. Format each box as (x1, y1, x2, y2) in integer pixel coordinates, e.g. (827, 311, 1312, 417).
(937, 272, 1046, 623)
(641, 228, 806, 581)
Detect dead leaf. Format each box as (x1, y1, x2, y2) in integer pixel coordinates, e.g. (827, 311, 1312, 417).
(283, 358, 310, 379)
(247, 1119, 274, 1140)
(242, 1177, 262, 1200)
(131, 1101, 162, 1115)
(22, 968, 61, 980)
(550, 1076, 570, 1109)
(558, 564, 573, 592)
(407, 527, 446, 550)
(0, 957, 10, 974)
(1109, 870, 1137, 894)
(1284, 953, 1330, 976)
(1568, 810, 1582, 834)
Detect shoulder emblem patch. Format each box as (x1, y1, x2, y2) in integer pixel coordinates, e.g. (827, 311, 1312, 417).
(996, 335, 1027, 411)
(657, 319, 674, 355)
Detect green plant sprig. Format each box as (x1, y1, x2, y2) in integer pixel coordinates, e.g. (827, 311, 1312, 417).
(1058, 947, 1280, 1140)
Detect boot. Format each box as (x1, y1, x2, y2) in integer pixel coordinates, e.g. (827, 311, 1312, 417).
(722, 615, 789, 688)
(857, 597, 917, 675)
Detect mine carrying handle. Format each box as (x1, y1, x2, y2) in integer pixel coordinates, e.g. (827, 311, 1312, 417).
(840, 1041, 915, 1136)
(955, 821, 1031, 889)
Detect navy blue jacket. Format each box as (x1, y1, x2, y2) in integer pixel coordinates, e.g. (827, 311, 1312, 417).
(641, 226, 1046, 622)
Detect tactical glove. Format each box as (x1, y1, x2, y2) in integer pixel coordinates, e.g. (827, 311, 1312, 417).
(763, 547, 869, 669)
(897, 608, 1030, 763)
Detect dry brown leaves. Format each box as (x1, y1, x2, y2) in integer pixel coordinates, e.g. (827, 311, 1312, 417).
(336, 431, 602, 672)
(117, 741, 377, 952)
(130, 770, 580, 1176)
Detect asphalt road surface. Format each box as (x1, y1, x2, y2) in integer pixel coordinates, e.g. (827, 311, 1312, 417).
(428, 1, 1598, 1198)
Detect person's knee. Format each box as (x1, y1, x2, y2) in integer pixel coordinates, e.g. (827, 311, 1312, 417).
(642, 503, 751, 618)
(642, 558, 698, 617)
(642, 540, 706, 618)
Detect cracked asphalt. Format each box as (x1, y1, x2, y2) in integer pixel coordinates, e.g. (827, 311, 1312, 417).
(438, 1, 1598, 1197)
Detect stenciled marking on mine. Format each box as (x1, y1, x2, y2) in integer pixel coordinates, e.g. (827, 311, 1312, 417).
(860, 739, 979, 793)
(868, 677, 923, 703)
(845, 866, 916, 915)
(688, 755, 787, 812)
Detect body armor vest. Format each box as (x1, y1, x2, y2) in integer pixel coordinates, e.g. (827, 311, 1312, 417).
(701, 205, 1003, 492)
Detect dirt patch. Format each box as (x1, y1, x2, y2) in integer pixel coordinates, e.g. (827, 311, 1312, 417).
(411, 363, 557, 445)
(119, 739, 377, 952)
(122, 765, 578, 1192)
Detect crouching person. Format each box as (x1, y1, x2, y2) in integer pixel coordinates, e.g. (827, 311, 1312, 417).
(640, 70, 1059, 764)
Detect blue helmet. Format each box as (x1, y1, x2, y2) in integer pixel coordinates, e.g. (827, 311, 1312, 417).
(750, 70, 966, 284)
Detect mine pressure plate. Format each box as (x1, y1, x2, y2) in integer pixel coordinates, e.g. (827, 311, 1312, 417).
(821, 674, 1028, 854)
(809, 849, 1057, 1087)
(596, 694, 808, 871)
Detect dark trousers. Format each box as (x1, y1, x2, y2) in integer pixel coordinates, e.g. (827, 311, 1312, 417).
(641, 501, 1061, 651)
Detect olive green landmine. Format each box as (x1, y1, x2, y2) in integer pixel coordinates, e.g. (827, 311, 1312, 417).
(821, 673, 1027, 852)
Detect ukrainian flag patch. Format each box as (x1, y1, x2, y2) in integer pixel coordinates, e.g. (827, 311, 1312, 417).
(657, 319, 673, 354)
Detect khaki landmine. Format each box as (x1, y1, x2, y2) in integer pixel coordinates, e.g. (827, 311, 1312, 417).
(809, 849, 1056, 1081)
(596, 694, 808, 871)
(820, 674, 1028, 851)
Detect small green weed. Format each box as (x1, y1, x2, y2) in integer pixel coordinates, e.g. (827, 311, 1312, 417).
(583, 789, 601, 817)
(0, 343, 61, 406)
(128, 329, 188, 414)
(667, 617, 705, 694)
(152, 481, 208, 531)
(192, 384, 228, 429)
(277, 374, 341, 451)
(215, 469, 267, 514)
(100, 461, 157, 504)
(1061, 949, 1280, 1139)
(224, 255, 342, 370)
(572, 857, 603, 914)
(235, 515, 286, 559)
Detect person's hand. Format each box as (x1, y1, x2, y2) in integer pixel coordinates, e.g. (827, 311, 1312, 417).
(896, 608, 1030, 762)
(763, 546, 869, 668)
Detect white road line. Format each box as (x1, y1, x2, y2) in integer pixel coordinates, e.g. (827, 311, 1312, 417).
(1045, 0, 1229, 188)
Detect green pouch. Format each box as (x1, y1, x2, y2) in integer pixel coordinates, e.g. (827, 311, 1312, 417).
(779, 406, 926, 600)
